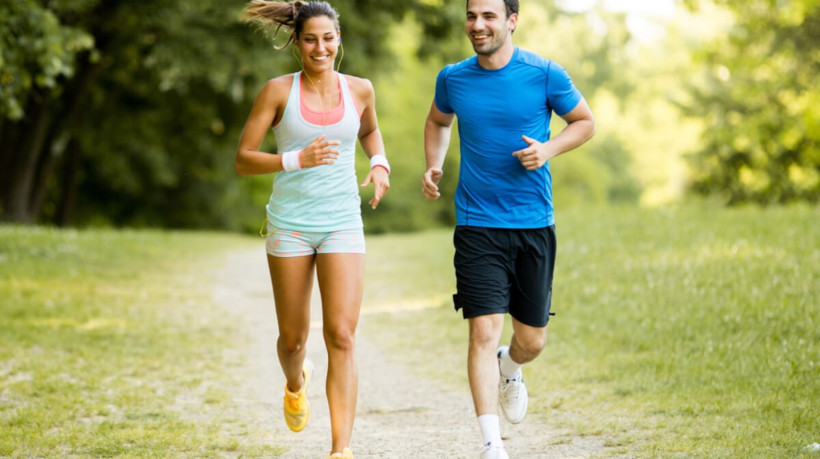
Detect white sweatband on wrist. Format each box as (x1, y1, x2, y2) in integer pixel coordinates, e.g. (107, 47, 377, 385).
(369, 154, 390, 175)
(281, 150, 302, 172)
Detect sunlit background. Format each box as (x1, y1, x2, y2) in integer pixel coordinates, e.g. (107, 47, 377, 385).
(1, 0, 818, 231)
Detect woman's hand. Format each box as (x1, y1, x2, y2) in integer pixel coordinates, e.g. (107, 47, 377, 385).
(361, 166, 390, 209)
(299, 135, 340, 168)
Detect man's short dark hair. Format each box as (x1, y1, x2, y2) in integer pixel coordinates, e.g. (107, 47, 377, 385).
(466, 0, 519, 18)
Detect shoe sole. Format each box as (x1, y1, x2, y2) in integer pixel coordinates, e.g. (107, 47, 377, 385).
(500, 392, 527, 424)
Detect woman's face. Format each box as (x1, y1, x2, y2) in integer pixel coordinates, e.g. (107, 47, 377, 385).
(296, 16, 340, 73)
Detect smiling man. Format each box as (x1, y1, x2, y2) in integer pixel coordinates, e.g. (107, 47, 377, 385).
(421, 0, 595, 457)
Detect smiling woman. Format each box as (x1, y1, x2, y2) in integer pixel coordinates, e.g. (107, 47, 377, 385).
(235, 2, 391, 458)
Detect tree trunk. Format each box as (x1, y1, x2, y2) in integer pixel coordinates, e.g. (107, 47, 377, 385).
(55, 137, 81, 227)
(30, 130, 65, 220)
(2, 89, 52, 224)
(0, 118, 17, 213)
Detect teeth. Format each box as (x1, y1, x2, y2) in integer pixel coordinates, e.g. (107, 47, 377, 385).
(313, 56, 329, 61)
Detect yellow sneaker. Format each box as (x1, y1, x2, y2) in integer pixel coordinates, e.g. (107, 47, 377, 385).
(283, 359, 313, 432)
(327, 447, 353, 459)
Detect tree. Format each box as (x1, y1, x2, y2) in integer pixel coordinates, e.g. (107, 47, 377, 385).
(0, 0, 461, 228)
(0, 0, 94, 223)
(685, 0, 820, 204)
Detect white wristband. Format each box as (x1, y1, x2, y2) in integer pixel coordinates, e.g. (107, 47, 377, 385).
(281, 150, 302, 172)
(369, 154, 390, 175)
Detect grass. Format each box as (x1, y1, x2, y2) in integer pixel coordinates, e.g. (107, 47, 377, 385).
(2, 203, 817, 458)
(360, 203, 820, 458)
(0, 227, 281, 458)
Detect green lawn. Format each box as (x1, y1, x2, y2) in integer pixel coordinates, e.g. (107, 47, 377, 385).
(0, 227, 279, 458)
(361, 204, 820, 458)
(2, 204, 818, 458)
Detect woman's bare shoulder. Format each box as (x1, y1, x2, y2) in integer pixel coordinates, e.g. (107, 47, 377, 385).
(342, 74, 374, 101)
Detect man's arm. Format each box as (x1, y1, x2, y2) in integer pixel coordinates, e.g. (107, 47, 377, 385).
(422, 101, 456, 200)
(513, 98, 596, 171)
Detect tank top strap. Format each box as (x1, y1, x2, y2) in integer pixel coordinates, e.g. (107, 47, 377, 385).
(337, 73, 355, 116)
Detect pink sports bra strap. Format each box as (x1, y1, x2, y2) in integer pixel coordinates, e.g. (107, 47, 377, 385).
(299, 74, 361, 125)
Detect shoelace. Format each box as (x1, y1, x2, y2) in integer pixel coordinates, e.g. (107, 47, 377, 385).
(500, 376, 522, 401)
(285, 392, 304, 411)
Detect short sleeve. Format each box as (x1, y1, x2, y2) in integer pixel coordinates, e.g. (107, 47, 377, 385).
(547, 61, 582, 116)
(433, 66, 454, 114)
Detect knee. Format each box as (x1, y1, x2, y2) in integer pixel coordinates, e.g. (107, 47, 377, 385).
(324, 325, 355, 352)
(278, 333, 307, 356)
(469, 317, 503, 348)
(513, 333, 546, 360)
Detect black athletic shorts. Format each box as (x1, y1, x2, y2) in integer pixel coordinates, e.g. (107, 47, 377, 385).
(452, 225, 556, 327)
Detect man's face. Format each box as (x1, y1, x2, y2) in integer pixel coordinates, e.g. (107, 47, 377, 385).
(465, 0, 517, 56)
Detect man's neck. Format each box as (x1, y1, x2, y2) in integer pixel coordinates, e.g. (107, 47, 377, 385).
(476, 42, 515, 70)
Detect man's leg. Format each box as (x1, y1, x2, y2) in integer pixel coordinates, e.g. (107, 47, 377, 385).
(508, 318, 547, 366)
(468, 313, 505, 414)
(468, 313, 505, 450)
(498, 225, 555, 423)
(497, 318, 547, 424)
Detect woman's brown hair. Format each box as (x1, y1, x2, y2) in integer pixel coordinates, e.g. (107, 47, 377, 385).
(242, 0, 340, 49)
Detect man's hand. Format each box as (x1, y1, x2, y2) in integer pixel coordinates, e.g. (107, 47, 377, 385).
(422, 167, 443, 200)
(512, 135, 554, 171)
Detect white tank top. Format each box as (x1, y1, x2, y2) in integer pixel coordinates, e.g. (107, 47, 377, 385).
(266, 72, 362, 232)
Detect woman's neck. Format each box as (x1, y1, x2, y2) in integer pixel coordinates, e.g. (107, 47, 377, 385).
(300, 69, 339, 117)
(301, 69, 336, 93)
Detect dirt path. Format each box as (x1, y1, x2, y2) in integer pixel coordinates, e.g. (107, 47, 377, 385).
(212, 248, 612, 459)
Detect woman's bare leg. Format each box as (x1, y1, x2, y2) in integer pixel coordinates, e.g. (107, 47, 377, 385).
(267, 254, 315, 392)
(316, 252, 364, 453)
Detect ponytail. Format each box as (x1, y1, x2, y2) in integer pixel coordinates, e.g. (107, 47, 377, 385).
(242, 0, 340, 49)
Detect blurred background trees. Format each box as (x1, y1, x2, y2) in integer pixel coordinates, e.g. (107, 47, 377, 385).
(1, 0, 818, 232)
(685, 0, 820, 204)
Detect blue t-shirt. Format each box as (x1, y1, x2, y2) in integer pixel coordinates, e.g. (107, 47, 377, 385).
(434, 47, 582, 228)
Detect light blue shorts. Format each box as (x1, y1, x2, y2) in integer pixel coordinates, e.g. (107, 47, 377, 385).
(266, 223, 366, 257)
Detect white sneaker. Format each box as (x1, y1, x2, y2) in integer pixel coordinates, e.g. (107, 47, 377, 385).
(498, 346, 528, 424)
(480, 442, 509, 459)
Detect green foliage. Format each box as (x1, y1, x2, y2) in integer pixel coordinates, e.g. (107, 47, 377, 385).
(0, 0, 94, 120)
(362, 204, 820, 457)
(0, 0, 663, 231)
(0, 0, 463, 230)
(687, 0, 820, 204)
(17, 0, 805, 229)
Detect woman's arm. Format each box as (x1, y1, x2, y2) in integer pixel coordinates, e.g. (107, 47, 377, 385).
(235, 78, 288, 176)
(349, 76, 389, 209)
